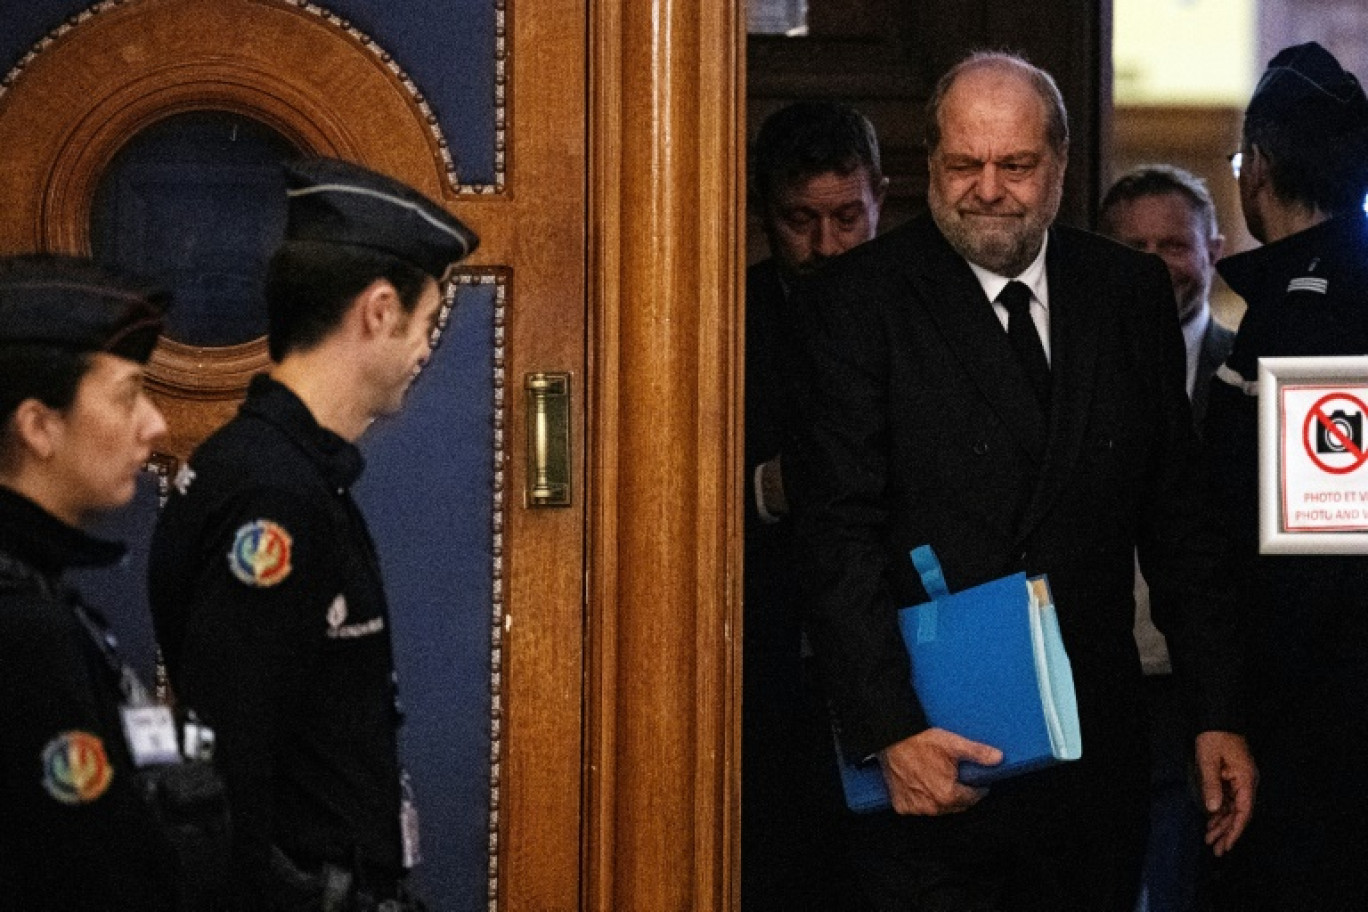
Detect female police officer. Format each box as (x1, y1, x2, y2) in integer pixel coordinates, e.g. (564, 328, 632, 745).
(0, 254, 184, 910)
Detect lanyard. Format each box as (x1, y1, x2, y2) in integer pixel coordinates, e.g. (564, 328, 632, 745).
(0, 548, 150, 706)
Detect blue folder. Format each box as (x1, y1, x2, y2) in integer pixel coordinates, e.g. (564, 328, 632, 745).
(834, 545, 1083, 813)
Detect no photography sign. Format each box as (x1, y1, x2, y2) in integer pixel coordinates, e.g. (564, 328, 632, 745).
(1283, 388, 1368, 530)
(1261, 357, 1368, 553)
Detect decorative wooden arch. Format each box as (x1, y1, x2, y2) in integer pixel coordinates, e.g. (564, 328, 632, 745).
(0, 0, 465, 458)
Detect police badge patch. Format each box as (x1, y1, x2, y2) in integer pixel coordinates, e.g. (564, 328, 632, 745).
(42, 730, 113, 805)
(228, 520, 294, 587)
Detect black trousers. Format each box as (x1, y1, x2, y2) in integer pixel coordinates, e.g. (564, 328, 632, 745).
(845, 752, 1150, 912)
(1210, 716, 1368, 912)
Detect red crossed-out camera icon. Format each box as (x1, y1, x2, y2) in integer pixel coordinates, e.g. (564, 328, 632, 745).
(1302, 392, 1368, 475)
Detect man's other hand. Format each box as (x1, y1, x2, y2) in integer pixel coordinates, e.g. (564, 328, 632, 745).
(1196, 729, 1258, 857)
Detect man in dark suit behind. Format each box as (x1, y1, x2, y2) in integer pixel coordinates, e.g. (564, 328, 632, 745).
(788, 52, 1257, 911)
(743, 101, 885, 911)
(1099, 166, 1234, 429)
(1099, 164, 1235, 912)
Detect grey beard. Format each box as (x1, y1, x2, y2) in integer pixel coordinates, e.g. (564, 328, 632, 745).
(932, 208, 1047, 277)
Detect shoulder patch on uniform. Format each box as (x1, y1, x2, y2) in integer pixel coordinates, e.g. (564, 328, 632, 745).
(1287, 276, 1328, 295)
(228, 519, 294, 587)
(42, 731, 113, 805)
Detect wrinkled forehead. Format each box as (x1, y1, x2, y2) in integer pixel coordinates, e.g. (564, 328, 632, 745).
(770, 163, 880, 202)
(938, 68, 1054, 151)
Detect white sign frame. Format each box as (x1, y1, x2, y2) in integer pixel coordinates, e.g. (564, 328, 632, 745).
(1259, 355, 1368, 554)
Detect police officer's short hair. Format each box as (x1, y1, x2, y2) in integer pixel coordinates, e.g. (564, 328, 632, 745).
(1244, 113, 1368, 216)
(751, 101, 883, 208)
(0, 344, 89, 471)
(1099, 165, 1220, 240)
(264, 241, 432, 362)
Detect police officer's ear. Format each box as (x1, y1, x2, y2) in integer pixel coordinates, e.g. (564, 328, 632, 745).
(1243, 145, 1271, 193)
(352, 278, 404, 340)
(4, 398, 63, 465)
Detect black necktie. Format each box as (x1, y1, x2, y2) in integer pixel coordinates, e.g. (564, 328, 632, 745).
(998, 280, 1051, 412)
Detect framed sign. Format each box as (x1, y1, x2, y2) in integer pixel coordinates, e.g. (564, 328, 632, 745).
(1259, 356, 1368, 554)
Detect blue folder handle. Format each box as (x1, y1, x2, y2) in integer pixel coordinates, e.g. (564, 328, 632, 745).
(910, 545, 950, 599)
(910, 546, 948, 643)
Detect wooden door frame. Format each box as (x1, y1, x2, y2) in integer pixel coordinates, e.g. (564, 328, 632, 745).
(583, 1, 745, 909)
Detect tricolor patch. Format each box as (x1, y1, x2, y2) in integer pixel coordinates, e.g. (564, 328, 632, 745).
(42, 731, 113, 805)
(228, 519, 294, 587)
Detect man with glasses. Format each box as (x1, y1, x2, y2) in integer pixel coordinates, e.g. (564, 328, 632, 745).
(1205, 41, 1368, 912)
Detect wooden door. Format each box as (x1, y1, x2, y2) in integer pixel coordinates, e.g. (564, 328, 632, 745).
(0, 1, 586, 908)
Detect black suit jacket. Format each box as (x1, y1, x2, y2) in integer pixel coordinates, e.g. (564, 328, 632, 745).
(742, 258, 805, 692)
(790, 214, 1242, 762)
(1190, 317, 1235, 428)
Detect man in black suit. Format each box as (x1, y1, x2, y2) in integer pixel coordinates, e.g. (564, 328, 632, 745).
(789, 52, 1256, 911)
(1099, 165, 1235, 912)
(744, 101, 885, 911)
(1099, 166, 1234, 429)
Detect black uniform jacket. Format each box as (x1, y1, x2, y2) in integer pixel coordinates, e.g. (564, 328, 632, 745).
(0, 487, 175, 911)
(1205, 213, 1368, 737)
(149, 375, 403, 895)
(789, 214, 1243, 764)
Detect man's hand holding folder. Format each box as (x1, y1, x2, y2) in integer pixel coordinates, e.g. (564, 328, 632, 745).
(877, 728, 1003, 815)
(830, 546, 1084, 814)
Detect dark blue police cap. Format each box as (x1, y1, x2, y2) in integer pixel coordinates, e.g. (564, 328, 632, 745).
(0, 255, 168, 363)
(1247, 42, 1368, 133)
(283, 157, 479, 279)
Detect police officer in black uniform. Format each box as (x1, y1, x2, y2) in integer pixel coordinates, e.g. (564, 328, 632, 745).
(149, 157, 477, 911)
(1204, 42, 1368, 912)
(0, 255, 180, 910)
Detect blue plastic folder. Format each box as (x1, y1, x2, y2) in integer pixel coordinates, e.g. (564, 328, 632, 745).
(834, 545, 1083, 813)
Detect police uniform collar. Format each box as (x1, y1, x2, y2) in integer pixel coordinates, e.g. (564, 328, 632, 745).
(1218, 213, 1368, 301)
(0, 486, 125, 579)
(241, 374, 365, 489)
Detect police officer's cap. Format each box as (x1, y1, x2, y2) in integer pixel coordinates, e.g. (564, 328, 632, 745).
(0, 255, 168, 363)
(284, 157, 479, 279)
(1247, 42, 1368, 133)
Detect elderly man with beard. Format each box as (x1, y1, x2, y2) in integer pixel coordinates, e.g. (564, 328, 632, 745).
(788, 52, 1256, 911)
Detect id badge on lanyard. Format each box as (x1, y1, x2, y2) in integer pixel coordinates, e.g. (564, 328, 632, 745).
(120, 704, 181, 767)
